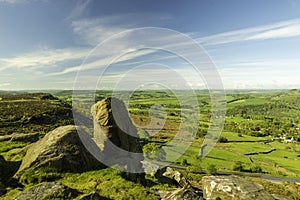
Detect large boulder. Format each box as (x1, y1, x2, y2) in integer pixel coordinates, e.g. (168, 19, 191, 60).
(14, 182, 79, 200)
(91, 98, 144, 182)
(202, 175, 274, 200)
(15, 125, 103, 177)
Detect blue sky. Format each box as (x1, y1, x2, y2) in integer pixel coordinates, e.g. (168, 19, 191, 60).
(1, 0, 300, 90)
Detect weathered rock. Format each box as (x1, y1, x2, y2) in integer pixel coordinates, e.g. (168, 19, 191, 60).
(155, 167, 190, 188)
(91, 98, 144, 182)
(202, 175, 274, 200)
(14, 182, 79, 200)
(15, 125, 103, 177)
(271, 193, 291, 200)
(163, 167, 190, 188)
(158, 188, 203, 200)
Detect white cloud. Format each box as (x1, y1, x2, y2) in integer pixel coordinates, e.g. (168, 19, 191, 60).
(49, 48, 158, 76)
(66, 0, 92, 21)
(0, 47, 90, 72)
(247, 24, 300, 40)
(0, 82, 10, 87)
(226, 58, 300, 68)
(218, 60, 300, 89)
(71, 13, 172, 45)
(197, 18, 300, 45)
(72, 18, 127, 45)
(0, 0, 46, 3)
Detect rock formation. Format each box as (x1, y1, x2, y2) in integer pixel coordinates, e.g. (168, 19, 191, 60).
(15, 125, 103, 177)
(91, 97, 145, 182)
(202, 175, 274, 200)
(15, 181, 119, 200)
(14, 182, 79, 200)
(155, 167, 190, 188)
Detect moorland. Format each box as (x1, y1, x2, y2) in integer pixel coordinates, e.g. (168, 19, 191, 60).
(0, 89, 299, 199)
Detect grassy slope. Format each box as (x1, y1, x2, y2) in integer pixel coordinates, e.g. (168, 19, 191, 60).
(0, 90, 300, 199)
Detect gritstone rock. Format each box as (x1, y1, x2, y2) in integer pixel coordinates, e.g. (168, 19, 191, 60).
(15, 125, 103, 178)
(14, 182, 79, 200)
(202, 175, 274, 200)
(91, 97, 144, 182)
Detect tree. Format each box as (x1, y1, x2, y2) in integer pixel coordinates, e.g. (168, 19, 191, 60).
(233, 161, 244, 172)
(187, 159, 202, 173)
(250, 165, 262, 173)
(207, 164, 217, 175)
(142, 143, 166, 161)
(181, 159, 189, 166)
(218, 136, 228, 143)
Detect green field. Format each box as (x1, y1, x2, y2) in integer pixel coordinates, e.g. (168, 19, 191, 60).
(1, 89, 300, 199)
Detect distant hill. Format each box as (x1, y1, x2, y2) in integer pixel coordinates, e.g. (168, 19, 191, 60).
(0, 93, 73, 135)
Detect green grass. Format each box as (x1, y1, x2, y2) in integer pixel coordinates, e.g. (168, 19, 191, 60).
(0, 141, 29, 157)
(59, 169, 162, 200)
(221, 131, 269, 141)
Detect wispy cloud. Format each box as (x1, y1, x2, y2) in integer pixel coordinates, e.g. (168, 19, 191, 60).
(0, 0, 46, 3)
(49, 48, 158, 76)
(0, 47, 90, 72)
(0, 13, 172, 76)
(0, 82, 10, 87)
(66, 0, 92, 21)
(225, 58, 300, 68)
(71, 13, 172, 45)
(198, 18, 300, 45)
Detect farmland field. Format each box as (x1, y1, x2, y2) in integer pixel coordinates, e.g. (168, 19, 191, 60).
(53, 89, 300, 178)
(1, 89, 300, 199)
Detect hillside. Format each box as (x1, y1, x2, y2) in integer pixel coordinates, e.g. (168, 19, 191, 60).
(0, 90, 299, 199)
(0, 93, 73, 135)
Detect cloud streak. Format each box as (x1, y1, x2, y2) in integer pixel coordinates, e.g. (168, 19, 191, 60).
(71, 13, 172, 45)
(0, 0, 46, 3)
(198, 18, 300, 45)
(66, 0, 92, 21)
(0, 47, 90, 72)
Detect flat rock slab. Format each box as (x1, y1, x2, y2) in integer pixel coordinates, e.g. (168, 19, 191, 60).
(202, 175, 274, 200)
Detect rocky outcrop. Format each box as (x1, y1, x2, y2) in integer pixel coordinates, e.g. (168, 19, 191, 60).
(14, 182, 79, 200)
(158, 188, 203, 200)
(202, 175, 274, 200)
(15, 125, 103, 177)
(155, 167, 190, 188)
(91, 98, 144, 182)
